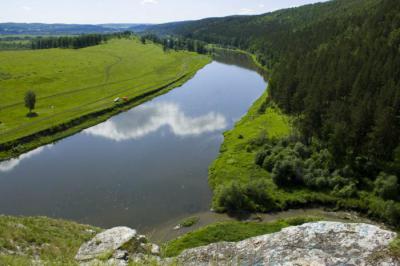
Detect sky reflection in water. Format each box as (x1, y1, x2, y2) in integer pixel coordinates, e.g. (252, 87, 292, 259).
(0, 61, 267, 229)
(0, 145, 52, 172)
(84, 102, 227, 141)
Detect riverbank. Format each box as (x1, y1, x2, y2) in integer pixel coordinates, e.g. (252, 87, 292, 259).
(209, 46, 269, 74)
(0, 39, 210, 161)
(207, 70, 400, 227)
(144, 208, 388, 244)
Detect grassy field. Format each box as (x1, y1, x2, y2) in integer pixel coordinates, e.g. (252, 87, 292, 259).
(0, 38, 210, 160)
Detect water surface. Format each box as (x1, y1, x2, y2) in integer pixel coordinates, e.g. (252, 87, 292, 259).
(0, 59, 267, 230)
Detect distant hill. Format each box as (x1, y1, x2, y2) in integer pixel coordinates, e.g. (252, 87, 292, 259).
(0, 23, 152, 35)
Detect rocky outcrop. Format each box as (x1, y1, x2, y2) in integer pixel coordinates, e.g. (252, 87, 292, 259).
(175, 222, 398, 266)
(75, 222, 398, 266)
(75, 226, 160, 265)
(75, 227, 137, 261)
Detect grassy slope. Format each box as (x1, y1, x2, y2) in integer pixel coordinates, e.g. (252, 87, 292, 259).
(163, 216, 321, 257)
(0, 216, 101, 265)
(209, 90, 290, 189)
(207, 90, 337, 210)
(208, 88, 341, 209)
(0, 38, 210, 160)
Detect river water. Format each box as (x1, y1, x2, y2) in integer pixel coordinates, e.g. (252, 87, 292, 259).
(0, 55, 267, 230)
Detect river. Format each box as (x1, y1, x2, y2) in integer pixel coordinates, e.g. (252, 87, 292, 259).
(0, 54, 267, 231)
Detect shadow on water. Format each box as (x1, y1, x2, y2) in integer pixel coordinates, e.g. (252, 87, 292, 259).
(212, 48, 268, 81)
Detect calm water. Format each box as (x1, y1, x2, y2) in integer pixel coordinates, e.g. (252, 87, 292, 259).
(0, 58, 267, 230)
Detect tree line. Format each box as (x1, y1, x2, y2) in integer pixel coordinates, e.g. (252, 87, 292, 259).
(140, 34, 207, 54)
(30, 31, 133, 50)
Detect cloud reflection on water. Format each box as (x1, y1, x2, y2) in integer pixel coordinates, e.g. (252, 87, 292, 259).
(84, 102, 227, 141)
(0, 145, 52, 172)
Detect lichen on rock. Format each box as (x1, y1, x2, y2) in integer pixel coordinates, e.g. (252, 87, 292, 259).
(75, 227, 137, 262)
(75, 222, 399, 266)
(175, 222, 398, 266)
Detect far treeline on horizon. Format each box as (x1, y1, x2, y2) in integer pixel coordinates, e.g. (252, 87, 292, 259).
(0, 0, 399, 265)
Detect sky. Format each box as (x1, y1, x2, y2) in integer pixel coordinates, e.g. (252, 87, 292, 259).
(0, 0, 330, 24)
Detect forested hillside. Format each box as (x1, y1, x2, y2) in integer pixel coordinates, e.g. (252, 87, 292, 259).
(149, 0, 400, 224)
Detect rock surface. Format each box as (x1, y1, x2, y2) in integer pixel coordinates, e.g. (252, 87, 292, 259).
(175, 221, 398, 266)
(75, 227, 136, 261)
(76, 222, 398, 266)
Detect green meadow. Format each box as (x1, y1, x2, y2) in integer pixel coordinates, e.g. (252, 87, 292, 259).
(0, 38, 210, 159)
(208, 90, 291, 191)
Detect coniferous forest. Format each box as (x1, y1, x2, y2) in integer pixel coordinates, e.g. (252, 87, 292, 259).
(148, 0, 400, 224)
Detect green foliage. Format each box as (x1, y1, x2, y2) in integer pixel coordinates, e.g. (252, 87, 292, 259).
(213, 182, 252, 212)
(179, 217, 199, 228)
(30, 32, 134, 50)
(24, 90, 36, 113)
(213, 179, 276, 213)
(163, 216, 321, 257)
(374, 173, 399, 201)
(332, 183, 358, 198)
(272, 158, 302, 187)
(390, 236, 400, 259)
(141, 34, 208, 54)
(0, 216, 100, 264)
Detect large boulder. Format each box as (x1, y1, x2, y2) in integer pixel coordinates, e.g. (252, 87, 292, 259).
(175, 221, 398, 266)
(76, 222, 398, 265)
(75, 227, 137, 261)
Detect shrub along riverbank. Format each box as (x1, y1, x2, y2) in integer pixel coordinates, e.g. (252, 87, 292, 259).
(209, 87, 400, 226)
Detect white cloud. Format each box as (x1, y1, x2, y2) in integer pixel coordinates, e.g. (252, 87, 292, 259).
(0, 145, 52, 172)
(259, 4, 265, 8)
(22, 6, 32, 11)
(84, 102, 227, 141)
(239, 8, 256, 15)
(141, 0, 159, 5)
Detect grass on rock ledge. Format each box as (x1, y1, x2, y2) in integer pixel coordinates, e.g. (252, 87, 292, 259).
(162, 216, 321, 257)
(390, 236, 400, 259)
(0, 215, 101, 265)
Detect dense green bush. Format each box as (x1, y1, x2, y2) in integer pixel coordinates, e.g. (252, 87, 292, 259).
(244, 180, 275, 212)
(383, 201, 400, 225)
(374, 173, 399, 201)
(213, 182, 251, 212)
(213, 180, 276, 212)
(254, 138, 400, 212)
(272, 158, 303, 187)
(332, 183, 358, 198)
